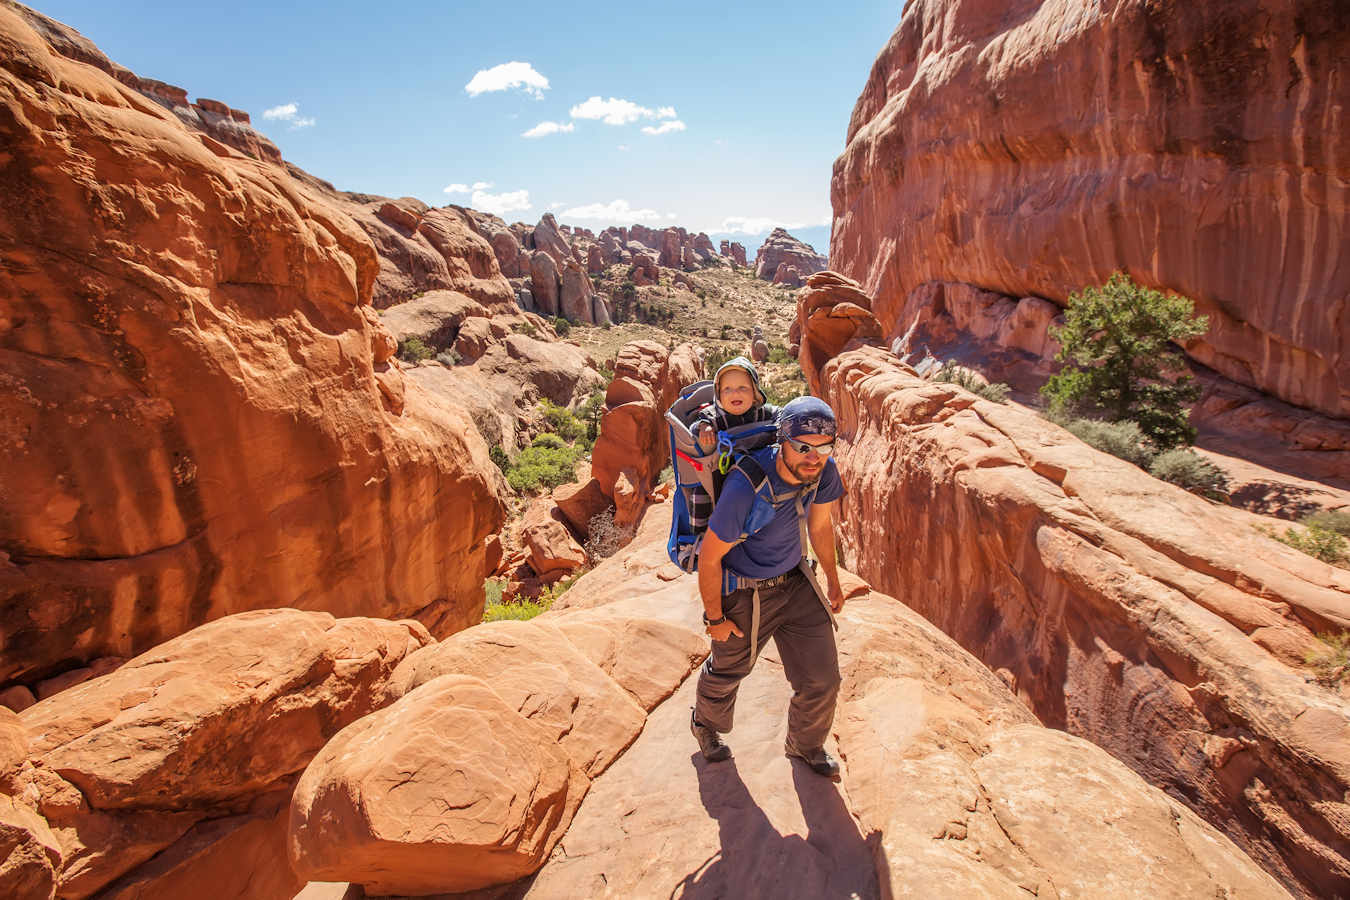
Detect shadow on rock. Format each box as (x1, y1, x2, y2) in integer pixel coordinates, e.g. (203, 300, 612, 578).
(674, 753, 881, 899)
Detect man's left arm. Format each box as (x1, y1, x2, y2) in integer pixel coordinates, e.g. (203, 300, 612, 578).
(807, 499, 844, 612)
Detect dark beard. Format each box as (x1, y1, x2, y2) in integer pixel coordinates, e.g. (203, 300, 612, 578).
(785, 456, 823, 485)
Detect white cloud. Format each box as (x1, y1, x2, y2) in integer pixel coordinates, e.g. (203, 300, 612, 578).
(561, 199, 664, 223)
(263, 103, 297, 120)
(718, 216, 807, 235)
(641, 120, 686, 135)
(472, 181, 493, 190)
(569, 96, 677, 126)
(471, 188, 531, 217)
(443, 183, 470, 195)
(522, 120, 575, 138)
(617, 144, 630, 152)
(464, 61, 550, 99)
(666, 213, 679, 220)
(262, 102, 315, 129)
(549, 201, 566, 210)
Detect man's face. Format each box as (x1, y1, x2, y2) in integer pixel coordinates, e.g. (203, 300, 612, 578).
(717, 369, 755, 414)
(781, 433, 833, 484)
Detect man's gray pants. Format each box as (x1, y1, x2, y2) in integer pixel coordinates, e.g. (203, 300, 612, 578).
(694, 569, 840, 752)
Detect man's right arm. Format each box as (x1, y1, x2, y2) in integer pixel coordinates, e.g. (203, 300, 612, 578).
(698, 530, 743, 642)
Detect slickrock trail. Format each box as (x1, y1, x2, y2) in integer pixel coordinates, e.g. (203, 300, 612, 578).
(301, 511, 1288, 899)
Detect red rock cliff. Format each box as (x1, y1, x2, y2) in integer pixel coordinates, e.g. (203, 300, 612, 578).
(831, 0, 1349, 420)
(0, 6, 507, 686)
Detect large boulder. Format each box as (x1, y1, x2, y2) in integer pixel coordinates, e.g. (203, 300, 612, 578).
(0, 6, 506, 687)
(798, 283, 1349, 896)
(288, 615, 704, 895)
(11, 609, 429, 899)
(832, 0, 1349, 419)
(591, 341, 701, 506)
(530, 250, 561, 317)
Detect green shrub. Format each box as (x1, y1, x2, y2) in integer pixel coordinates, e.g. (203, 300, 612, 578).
(505, 441, 582, 493)
(704, 344, 738, 376)
(481, 578, 553, 622)
(1305, 632, 1349, 686)
(511, 320, 538, 337)
(1148, 448, 1230, 500)
(553, 316, 571, 336)
(1302, 509, 1350, 537)
(539, 399, 584, 443)
(1041, 272, 1208, 449)
(577, 389, 606, 446)
(1264, 523, 1349, 564)
(488, 445, 510, 472)
(767, 344, 793, 364)
(397, 336, 434, 363)
(934, 362, 1010, 404)
(435, 349, 461, 366)
(531, 432, 567, 450)
(1062, 418, 1156, 468)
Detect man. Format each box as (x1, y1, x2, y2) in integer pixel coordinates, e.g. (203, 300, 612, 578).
(690, 395, 846, 777)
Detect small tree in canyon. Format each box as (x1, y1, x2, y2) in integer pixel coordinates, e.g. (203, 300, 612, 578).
(1042, 272, 1207, 450)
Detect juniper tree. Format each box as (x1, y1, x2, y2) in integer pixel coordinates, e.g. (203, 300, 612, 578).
(1041, 272, 1208, 450)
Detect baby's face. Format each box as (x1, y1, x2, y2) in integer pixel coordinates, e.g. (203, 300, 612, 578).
(718, 369, 756, 414)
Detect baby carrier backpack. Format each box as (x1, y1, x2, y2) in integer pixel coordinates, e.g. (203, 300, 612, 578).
(665, 380, 786, 575)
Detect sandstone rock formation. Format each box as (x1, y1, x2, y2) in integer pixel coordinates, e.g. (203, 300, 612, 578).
(754, 227, 828, 282)
(479, 510, 1287, 899)
(590, 341, 702, 517)
(288, 611, 705, 895)
(0, 5, 507, 690)
(795, 278, 1350, 898)
(7, 609, 428, 899)
(832, 0, 1349, 420)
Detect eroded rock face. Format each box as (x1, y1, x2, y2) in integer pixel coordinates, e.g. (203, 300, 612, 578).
(0, 6, 507, 687)
(11, 609, 429, 899)
(832, 0, 1349, 418)
(796, 287, 1350, 897)
(511, 509, 1290, 900)
(590, 341, 702, 508)
(288, 613, 705, 895)
(754, 227, 827, 281)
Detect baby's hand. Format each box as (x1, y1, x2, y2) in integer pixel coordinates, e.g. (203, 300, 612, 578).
(695, 423, 716, 453)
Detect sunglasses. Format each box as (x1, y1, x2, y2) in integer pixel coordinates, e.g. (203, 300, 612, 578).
(783, 437, 835, 457)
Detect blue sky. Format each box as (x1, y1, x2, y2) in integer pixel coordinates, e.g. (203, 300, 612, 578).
(32, 1, 904, 240)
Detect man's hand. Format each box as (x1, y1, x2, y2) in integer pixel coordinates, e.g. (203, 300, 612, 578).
(826, 578, 845, 613)
(707, 619, 743, 642)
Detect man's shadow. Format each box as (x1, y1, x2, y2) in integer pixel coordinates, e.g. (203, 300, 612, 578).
(672, 753, 880, 899)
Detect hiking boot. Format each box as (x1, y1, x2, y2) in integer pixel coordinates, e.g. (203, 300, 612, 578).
(691, 711, 732, 762)
(786, 743, 841, 778)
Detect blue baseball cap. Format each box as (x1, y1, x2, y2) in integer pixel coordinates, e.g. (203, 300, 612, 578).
(777, 396, 837, 441)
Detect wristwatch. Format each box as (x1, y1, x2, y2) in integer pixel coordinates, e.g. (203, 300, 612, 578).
(702, 612, 727, 626)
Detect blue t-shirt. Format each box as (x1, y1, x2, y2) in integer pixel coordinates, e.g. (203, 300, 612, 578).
(708, 445, 844, 581)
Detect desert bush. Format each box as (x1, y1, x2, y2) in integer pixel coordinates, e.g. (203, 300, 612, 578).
(934, 362, 1010, 404)
(1302, 509, 1350, 537)
(1148, 448, 1230, 500)
(397, 336, 434, 363)
(539, 399, 584, 443)
(553, 316, 571, 336)
(488, 445, 510, 472)
(577, 389, 606, 447)
(511, 320, 538, 337)
(435, 349, 461, 366)
(1305, 632, 1349, 686)
(584, 506, 634, 559)
(704, 344, 738, 376)
(1062, 418, 1156, 468)
(481, 577, 552, 622)
(505, 439, 582, 493)
(1041, 272, 1207, 449)
(767, 344, 793, 365)
(1264, 522, 1349, 564)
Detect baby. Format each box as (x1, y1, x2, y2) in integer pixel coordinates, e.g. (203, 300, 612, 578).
(688, 357, 780, 534)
